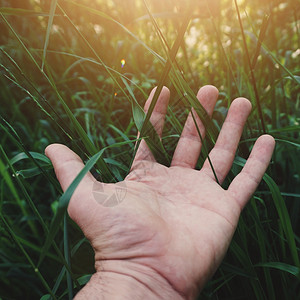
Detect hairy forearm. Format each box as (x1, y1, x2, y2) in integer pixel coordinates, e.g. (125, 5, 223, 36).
(74, 260, 190, 300)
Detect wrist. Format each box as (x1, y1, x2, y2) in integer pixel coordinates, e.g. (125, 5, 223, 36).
(74, 260, 193, 300)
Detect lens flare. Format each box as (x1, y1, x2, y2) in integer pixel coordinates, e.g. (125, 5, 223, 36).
(121, 59, 126, 68)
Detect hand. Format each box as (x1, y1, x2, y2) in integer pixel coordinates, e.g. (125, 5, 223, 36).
(46, 86, 275, 300)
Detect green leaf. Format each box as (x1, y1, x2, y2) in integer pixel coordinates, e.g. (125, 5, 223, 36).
(10, 152, 51, 165)
(255, 262, 300, 277)
(9, 152, 52, 178)
(15, 165, 53, 178)
(77, 274, 92, 286)
(284, 75, 300, 84)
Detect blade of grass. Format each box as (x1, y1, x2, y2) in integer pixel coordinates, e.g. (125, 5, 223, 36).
(0, 213, 56, 299)
(243, 11, 300, 86)
(142, 0, 187, 80)
(255, 262, 300, 278)
(0, 117, 60, 191)
(250, 199, 276, 300)
(233, 0, 266, 134)
(263, 174, 300, 269)
(169, 77, 219, 143)
(0, 157, 31, 227)
(0, 146, 38, 236)
(48, 238, 87, 298)
(0, 48, 73, 141)
(51, 266, 66, 299)
(16, 236, 60, 263)
(230, 239, 265, 298)
(191, 110, 219, 183)
(42, 0, 58, 71)
(205, 1, 240, 95)
(0, 140, 79, 286)
(122, 77, 170, 164)
(234, 155, 300, 268)
(136, 5, 193, 166)
(263, 48, 300, 85)
(142, 1, 219, 145)
(10, 152, 51, 165)
(0, 13, 41, 71)
(251, 14, 271, 69)
(64, 214, 73, 300)
(1, 14, 114, 181)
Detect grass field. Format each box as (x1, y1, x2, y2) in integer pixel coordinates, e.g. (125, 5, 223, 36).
(0, 0, 299, 299)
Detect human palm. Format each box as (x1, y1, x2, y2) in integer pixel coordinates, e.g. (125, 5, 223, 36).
(46, 86, 274, 299)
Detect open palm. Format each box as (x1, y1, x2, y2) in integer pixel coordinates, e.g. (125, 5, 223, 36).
(46, 86, 275, 299)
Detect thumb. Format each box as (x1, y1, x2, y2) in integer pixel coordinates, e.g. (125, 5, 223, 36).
(45, 144, 95, 192)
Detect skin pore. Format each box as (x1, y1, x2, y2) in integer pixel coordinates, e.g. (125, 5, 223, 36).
(46, 85, 275, 299)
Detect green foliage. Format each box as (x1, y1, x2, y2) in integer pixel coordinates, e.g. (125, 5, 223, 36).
(0, 0, 299, 299)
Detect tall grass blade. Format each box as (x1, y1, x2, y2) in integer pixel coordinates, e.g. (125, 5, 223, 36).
(137, 5, 193, 165)
(122, 77, 170, 164)
(230, 240, 264, 298)
(64, 214, 73, 300)
(0, 13, 41, 70)
(0, 117, 60, 191)
(42, 0, 58, 71)
(142, 2, 219, 145)
(0, 213, 56, 299)
(205, 1, 240, 95)
(0, 48, 73, 140)
(1, 15, 111, 180)
(0, 157, 26, 224)
(0, 125, 80, 283)
(143, 0, 219, 149)
(10, 152, 51, 165)
(252, 14, 271, 69)
(250, 200, 275, 299)
(233, 0, 266, 133)
(263, 174, 300, 268)
(255, 262, 300, 278)
(191, 110, 219, 183)
(234, 155, 299, 269)
(0, 145, 38, 236)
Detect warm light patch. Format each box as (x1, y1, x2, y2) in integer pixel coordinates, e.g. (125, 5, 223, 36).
(121, 59, 126, 68)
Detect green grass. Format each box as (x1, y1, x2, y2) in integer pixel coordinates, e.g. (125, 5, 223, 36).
(0, 0, 299, 299)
